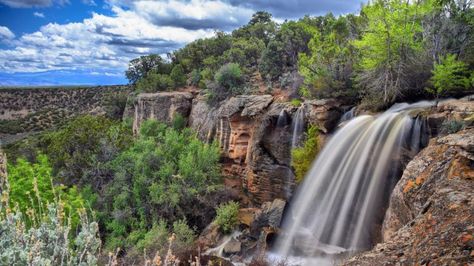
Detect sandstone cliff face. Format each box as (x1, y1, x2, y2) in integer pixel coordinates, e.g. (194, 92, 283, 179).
(131, 92, 194, 134)
(344, 128, 474, 265)
(427, 97, 474, 135)
(132, 91, 345, 205)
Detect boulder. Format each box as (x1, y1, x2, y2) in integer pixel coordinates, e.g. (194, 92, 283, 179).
(344, 128, 474, 265)
(223, 238, 242, 254)
(304, 98, 344, 133)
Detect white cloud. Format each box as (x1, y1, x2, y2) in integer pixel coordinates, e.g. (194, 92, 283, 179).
(132, 0, 253, 29)
(0, 0, 69, 8)
(34, 12, 45, 18)
(0, 26, 15, 39)
(0, 3, 218, 74)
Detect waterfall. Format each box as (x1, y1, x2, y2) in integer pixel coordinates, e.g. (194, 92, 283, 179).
(339, 106, 356, 124)
(291, 106, 305, 149)
(277, 109, 289, 128)
(274, 101, 433, 264)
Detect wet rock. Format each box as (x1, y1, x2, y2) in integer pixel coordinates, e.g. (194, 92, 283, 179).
(223, 238, 242, 254)
(344, 128, 474, 265)
(198, 222, 222, 250)
(258, 199, 286, 228)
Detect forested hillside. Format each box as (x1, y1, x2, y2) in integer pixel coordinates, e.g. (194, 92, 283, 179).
(127, 0, 473, 109)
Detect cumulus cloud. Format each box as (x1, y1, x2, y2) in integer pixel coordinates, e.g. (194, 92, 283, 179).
(34, 12, 45, 18)
(0, 0, 69, 8)
(0, 0, 366, 84)
(132, 0, 253, 30)
(0, 26, 15, 39)
(0, 5, 215, 74)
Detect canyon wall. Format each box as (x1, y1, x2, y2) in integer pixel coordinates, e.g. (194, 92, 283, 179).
(129, 91, 345, 205)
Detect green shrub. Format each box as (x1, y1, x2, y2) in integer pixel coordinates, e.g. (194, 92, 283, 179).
(171, 219, 196, 251)
(7, 154, 85, 230)
(429, 54, 471, 98)
(170, 64, 186, 87)
(290, 98, 302, 107)
(172, 113, 187, 131)
(104, 120, 222, 250)
(0, 168, 100, 265)
(190, 69, 201, 86)
(136, 72, 175, 92)
(214, 63, 243, 91)
(292, 125, 320, 183)
(214, 201, 239, 234)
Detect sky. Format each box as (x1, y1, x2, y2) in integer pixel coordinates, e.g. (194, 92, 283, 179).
(0, 0, 365, 86)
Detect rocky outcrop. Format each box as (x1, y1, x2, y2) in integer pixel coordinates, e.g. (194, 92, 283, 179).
(132, 92, 194, 134)
(304, 98, 344, 133)
(199, 199, 286, 262)
(132, 91, 345, 205)
(344, 128, 474, 265)
(426, 97, 474, 136)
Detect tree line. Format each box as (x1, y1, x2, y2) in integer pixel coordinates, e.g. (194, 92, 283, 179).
(126, 0, 473, 109)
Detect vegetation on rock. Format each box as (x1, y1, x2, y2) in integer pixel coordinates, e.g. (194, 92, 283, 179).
(292, 125, 320, 183)
(214, 201, 240, 234)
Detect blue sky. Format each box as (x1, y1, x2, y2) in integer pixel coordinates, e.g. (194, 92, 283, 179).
(0, 0, 365, 86)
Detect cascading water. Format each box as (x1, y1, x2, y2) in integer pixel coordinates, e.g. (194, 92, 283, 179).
(273, 101, 433, 265)
(277, 109, 290, 128)
(291, 106, 305, 149)
(339, 106, 356, 124)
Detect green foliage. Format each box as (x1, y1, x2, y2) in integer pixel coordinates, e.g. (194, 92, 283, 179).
(126, 54, 171, 84)
(170, 64, 186, 87)
(214, 201, 239, 234)
(189, 69, 201, 86)
(353, 0, 433, 104)
(0, 176, 100, 265)
(171, 219, 196, 251)
(215, 63, 243, 90)
(42, 115, 132, 188)
(290, 98, 302, 107)
(104, 120, 221, 250)
(429, 54, 471, 97)
(7, 154, 85, 230)
(298, 15, 356, 97)
(260, 19, 315, 80)
(292, 125, 320, 183)
(136, 72, 175, 92)
(171, 113, 187, 131)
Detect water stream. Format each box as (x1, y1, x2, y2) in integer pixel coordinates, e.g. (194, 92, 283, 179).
(274, 101, 433, 265)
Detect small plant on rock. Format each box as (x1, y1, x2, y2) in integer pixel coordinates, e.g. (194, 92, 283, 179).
(214, 201, 239, 234)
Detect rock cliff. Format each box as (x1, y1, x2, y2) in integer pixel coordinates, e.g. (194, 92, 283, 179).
(131, 91, 194, 134)
(344, 128, 474, 265)
(129, 91, 345, 205)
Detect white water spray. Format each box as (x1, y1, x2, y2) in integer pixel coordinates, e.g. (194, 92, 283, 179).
(275, 101, 433, 264)
(291, 106, 305, 149)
